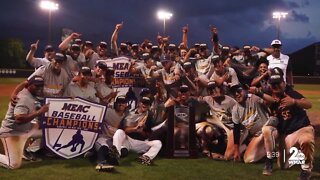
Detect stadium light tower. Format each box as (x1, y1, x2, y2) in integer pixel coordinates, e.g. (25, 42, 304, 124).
(40, 1, 59, 44)
(273, 11, 288, 40)
(157, 10, 172, 35)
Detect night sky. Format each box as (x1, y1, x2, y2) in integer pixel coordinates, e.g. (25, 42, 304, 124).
(1, 0, 319, 55)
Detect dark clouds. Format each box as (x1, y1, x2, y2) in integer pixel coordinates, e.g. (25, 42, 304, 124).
(0, 0, 318, 55)
(288, 10, 309, 23)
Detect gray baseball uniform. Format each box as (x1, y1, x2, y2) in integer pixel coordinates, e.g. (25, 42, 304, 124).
(0, 88, 42, 169)
(28, 64, 69, 97)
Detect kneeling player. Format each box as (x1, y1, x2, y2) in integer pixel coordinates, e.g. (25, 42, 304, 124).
(0, 76, 49, 169)
(196, 81, 237, 158)
(231, 84, 270, 163)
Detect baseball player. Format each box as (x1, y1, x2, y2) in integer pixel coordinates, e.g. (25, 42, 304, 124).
(258, 68, 314, 179)
(94, 96, 128, 172)
(0, 76, 49, 169)
(63, 67, 99, 103)
(10, 53, 70, 159)
(231, 84, 270, 163)
(112, 97, 162, 165)
(26, 41, 55, 69)
(266, 39, 293, 86)
(196, 81, 237, 158)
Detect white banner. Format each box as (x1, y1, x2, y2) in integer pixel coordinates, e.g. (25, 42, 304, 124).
(42, 97, 106, 159)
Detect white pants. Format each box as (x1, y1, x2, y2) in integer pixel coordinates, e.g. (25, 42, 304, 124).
(113, 129, 162, 160)
(0, 123, 41, 169)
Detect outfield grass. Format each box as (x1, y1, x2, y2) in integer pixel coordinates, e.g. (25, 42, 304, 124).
(0, 79, 319, 179)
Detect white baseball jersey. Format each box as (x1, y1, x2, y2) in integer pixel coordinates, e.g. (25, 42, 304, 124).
(267, 53, 290, 83)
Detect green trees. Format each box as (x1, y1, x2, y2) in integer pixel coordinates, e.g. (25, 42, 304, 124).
(0, 39, 27, 68)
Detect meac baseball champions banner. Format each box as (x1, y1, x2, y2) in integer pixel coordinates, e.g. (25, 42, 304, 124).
(102, 57, 146, 88)
(42, 97, 106, 159)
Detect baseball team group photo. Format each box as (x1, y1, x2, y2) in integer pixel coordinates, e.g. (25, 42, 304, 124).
(0, 1, 320, 180)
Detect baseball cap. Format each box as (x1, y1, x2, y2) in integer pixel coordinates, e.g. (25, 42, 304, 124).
(75, 39, 82, 44)
(243, 45, 251, 50)
(200, 43, 208, 50)
(106, 67, 115, 76)
(183, 62, 192, 69)
(85, 41, 93, 46)
(120, 43, 127, 47)
(141, 53, 150, 60)
(268, 67, 284, 84)
(141, 97, 152, 106)
(115, 95, 127, 103)
(222, 46, 230, 51)
(194, 43, 200, 48)
(270, 39, 282, 47)
(80, 67, 92, 76)
(140, 88, 151, 97)
(151, 45, 160, 52)
(160, 55, 170, 63)
(211, 55, 221, 64)
(99, 41, 107, 48)
(207, 81, 217, 90)
(132, 44, 139, 50)
(28, 75, 44, 87)
(45, 45, 54, 52)
(96, 61, 108, 71)
(168, 44, 177, 50)
(71, 44, 81, 51)
(179, 85, 189, 93)
(230, 84, 245, 95)
(146, 42, 153, 48)
(55, 53, 66, 62)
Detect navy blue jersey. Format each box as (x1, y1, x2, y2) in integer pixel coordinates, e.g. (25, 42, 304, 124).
(271, 87, 310, 135)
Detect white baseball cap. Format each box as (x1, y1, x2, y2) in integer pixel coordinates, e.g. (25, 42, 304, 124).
(270, 39, 282, 46)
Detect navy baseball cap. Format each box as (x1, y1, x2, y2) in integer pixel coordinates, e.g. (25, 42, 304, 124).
(200, 43, 208, 50)
(211, 55, 221, 64)
(99, 41, 107, 48)
(160, 55, 170, 63)
(179, 85, 189, 93)
(28, 75, 44, 87)
(168, 44, 177, 50)
(85, 41, 93, 46)
(80, 67, 92, 76)
(183, 62, 192, 69)
(207, 81, 217, 90)
(115, 95, 127, 103)
(45, 45, 54, 52)
(55, 53, 66, 62)
(140, 88, 151, 97)
(269, 67, 284, 84)
(74, 39, 82, 44)
(141, 97, 152, 106)
(96, 61, 108, 71)
(71, 44, 81, 51)
(141, 53, 150, 60)
(132, 44, 139, 50)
